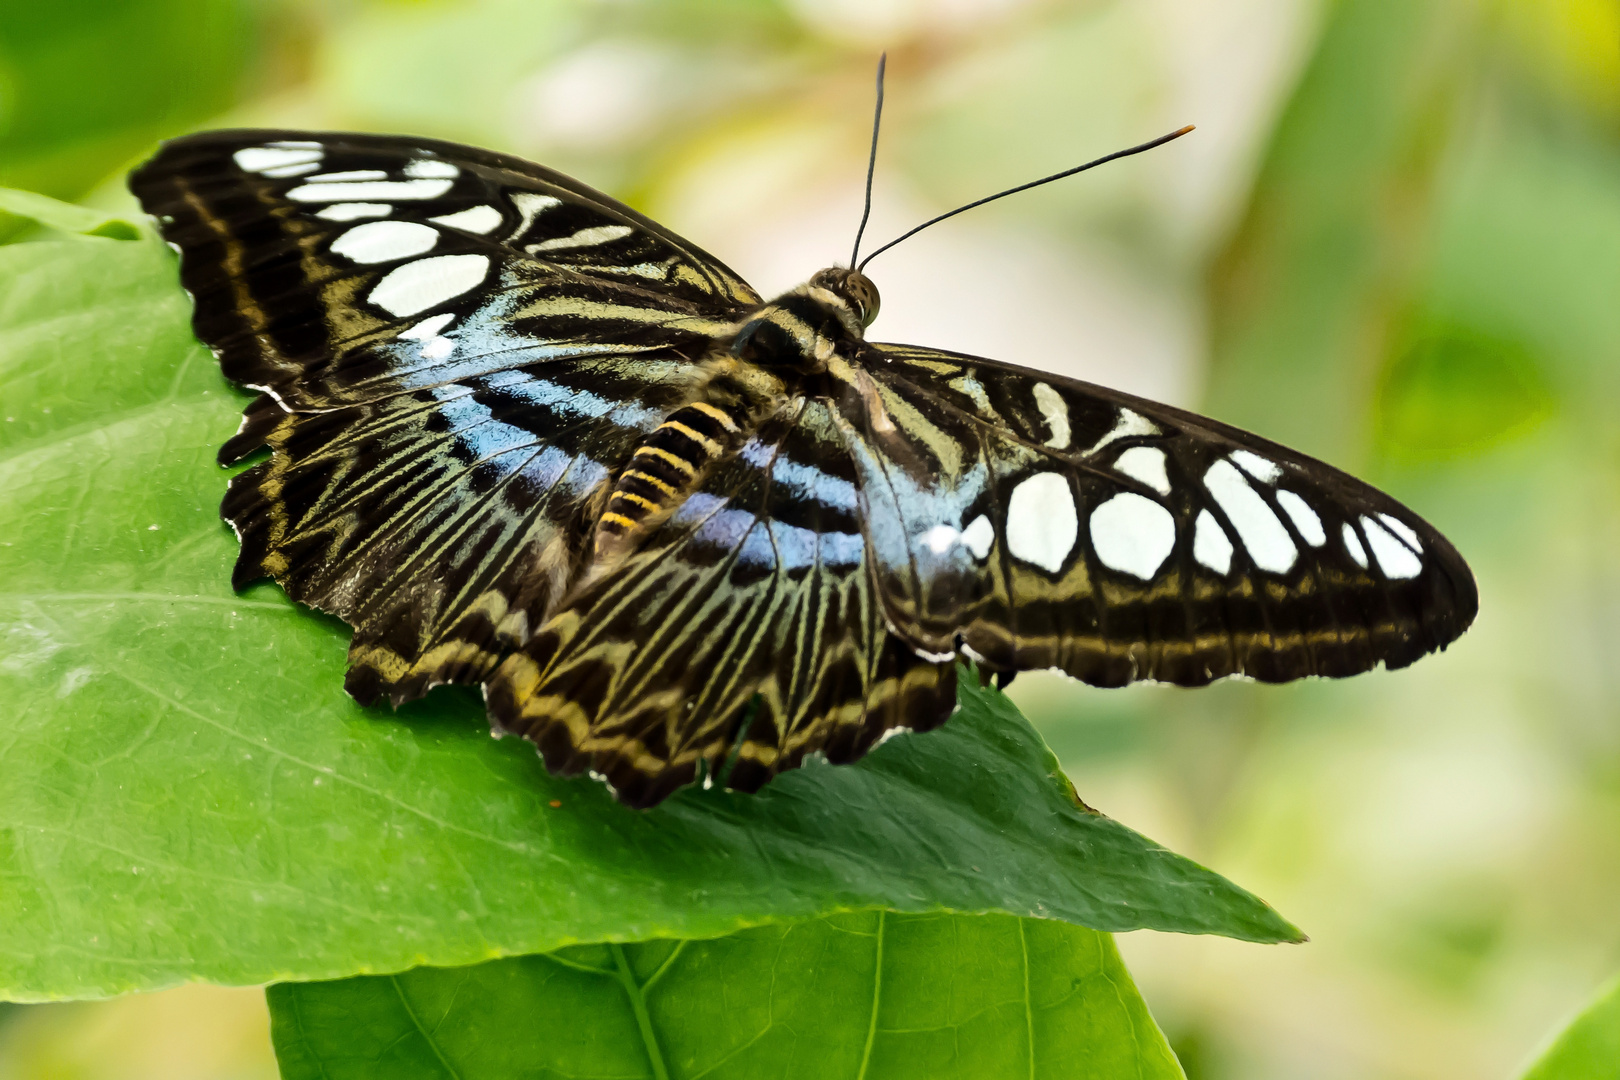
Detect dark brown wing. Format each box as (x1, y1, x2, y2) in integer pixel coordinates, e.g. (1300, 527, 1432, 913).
(840, 342, 1478, 687)
(130, 130, 758, 703)
(484, 396, 955, 809)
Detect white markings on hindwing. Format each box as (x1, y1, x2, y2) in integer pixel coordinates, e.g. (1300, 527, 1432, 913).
(1032, 383, 1070, 449)
(1275, 490, 1326, 546)
(330, 221, 439, 264)
(527, 224, 634, 253)
(399, 312, 458, 359)
(1231, 449, 1282, 484)
(429, 205, 503, 234)
(1005, 472, 1078, 574)
(1113, 446, 1171, 495)
(1083, 408, 1159, 457)
(406, 159, 460, 179)
(288, 178, 455, 202)
(1202, 459, 1297, 573)
(507, 192, 562, 241)
(1361, 514, 1422, 578)
(234, 145, 323, 174)
(368, 254, 491, 318)
(316, 203, 392, 221)
(1193, 510, 1234, 574)
(960, 515, 995, 559)
(1341, 523, 1369, 568)
(1089, 493, 1176, 580)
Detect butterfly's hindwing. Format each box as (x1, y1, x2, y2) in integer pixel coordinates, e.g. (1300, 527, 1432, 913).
(485, 396, 955, 809)
(847, 343, 1478, 686)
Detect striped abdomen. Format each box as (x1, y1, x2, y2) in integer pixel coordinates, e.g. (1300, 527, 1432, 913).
(595, 401, 746, 559)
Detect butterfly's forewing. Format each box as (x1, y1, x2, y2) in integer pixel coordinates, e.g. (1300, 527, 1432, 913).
(130, 130, 759, 702)
(841, 343, 1478, 687)
(485, 396, 954, 809)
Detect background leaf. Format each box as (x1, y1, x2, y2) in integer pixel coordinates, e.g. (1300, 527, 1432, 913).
(268, 912, 1185, 1080)
(1518, 973, 1620, 1080)
(0, 200, 1297, 1002)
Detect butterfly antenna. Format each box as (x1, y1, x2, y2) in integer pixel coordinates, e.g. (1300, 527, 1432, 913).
(856, 124, 1195, 272)
(849, 53, 887, 269)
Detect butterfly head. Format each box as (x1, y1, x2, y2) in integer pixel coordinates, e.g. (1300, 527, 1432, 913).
(810, 267, 881, 328)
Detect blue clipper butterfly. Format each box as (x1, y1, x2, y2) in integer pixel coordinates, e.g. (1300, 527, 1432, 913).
(128, 119, 1476, 809)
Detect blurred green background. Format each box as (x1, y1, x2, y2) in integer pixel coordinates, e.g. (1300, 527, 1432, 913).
(1, 0, 1616, 1076)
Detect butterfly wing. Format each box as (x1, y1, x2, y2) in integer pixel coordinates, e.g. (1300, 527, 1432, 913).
(130, 130, 758, 703)
(840, 342, 1478, 687)
(485, 396, 955, 809)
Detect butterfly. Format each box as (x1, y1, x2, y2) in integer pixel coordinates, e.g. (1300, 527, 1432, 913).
(129, 127, 1477, 809)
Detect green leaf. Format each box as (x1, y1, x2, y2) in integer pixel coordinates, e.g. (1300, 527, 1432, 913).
(1519, 974, 1620, 1080)
(268, 912, 1185, 1080)
(0, 191, 1299, 1001)
(0, 187, 142, 245)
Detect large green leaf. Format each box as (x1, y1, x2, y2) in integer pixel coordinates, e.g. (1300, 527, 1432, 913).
(268, 912, 1184, 1080)
(1518, 975, 1620, 1080)
(0, 192, 1298, 1001)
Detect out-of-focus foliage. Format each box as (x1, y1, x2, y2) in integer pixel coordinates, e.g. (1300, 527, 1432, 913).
(1519, 973, 1620, 1080)
(269, 913, 1184, 1080)
(1, 0, 1618, 1076)
(0, 0, 254, 199)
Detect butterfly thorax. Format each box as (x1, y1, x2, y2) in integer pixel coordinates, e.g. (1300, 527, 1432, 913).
(592, 270, 880, 562)
(729, 268, 879, 370)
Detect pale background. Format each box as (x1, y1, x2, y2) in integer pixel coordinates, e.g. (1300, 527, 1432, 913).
(1, 0, 1616, 1076)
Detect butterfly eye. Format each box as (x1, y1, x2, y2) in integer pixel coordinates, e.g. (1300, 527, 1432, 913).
(849, 272, 881, 327)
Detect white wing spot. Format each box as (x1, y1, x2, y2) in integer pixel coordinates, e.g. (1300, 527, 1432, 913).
(1231, 449, 1282, 484)
(960, 515, 995, 559)
(288, 179, 455, 202)
(1006, 472, 1078, 574)
(1275, 490, 1326, 546)
(368, 254, 491, 318)
(330, 221, 439, 264)
(507, 192, 562, 240)
(406, 159, 460, 179)
(260, 162, 321, 178)
(307, 169, 388, 182)
(1203, 459, 1297, 573)
(921, 524, 959, 555)
(429, 205, 503, 234)
(1193, 510, 1233, 574)
(420, 337, 456, 359)
(316, 203, 392, 221)
(1032, 383, 1071, 449)
(1377, 513, 1423, 552)
(234, 146, 322, 173)
(399, 313, 455, 340)
(527, 224, 634, 253)
(1362, 515, 1422, 578)
(1113, 446, 1171, 495)
(1090, 493, 1176, 580)
(1083, 407, 1159, 457)
(1342, 522, 1369, 568)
